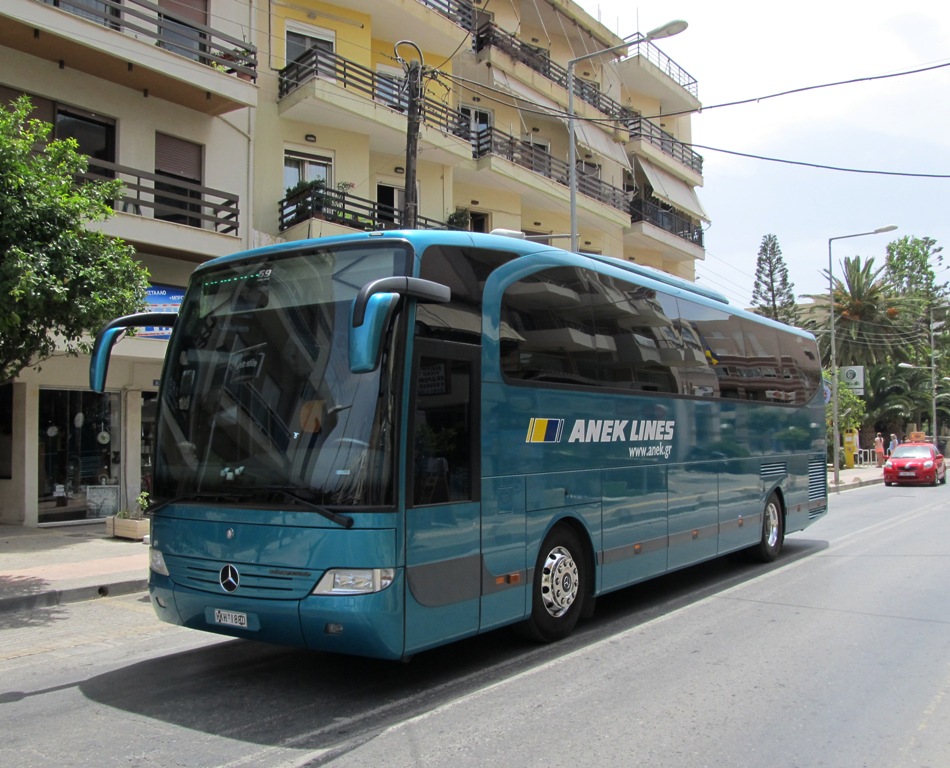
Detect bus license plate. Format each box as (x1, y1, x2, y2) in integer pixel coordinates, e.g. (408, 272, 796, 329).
(214, 609, 248, 628)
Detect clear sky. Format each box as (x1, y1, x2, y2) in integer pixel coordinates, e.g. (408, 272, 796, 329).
(585, 0, 950, 307)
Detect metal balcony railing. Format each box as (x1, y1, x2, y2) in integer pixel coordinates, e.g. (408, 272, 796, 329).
(279, 49, 464, 138)
(279, 187, 446, 233)
(83, 159, 240, 234)
(39, 0, 257, 81)
(469, 127, 629, 213)
(475, 23, 698, 118)
(475, 23, 627, 120)
(624, 39, 698, 99)
(417, 0, 476, 31)
(630, 197, 703, 247)
(624, 116, 703, 174)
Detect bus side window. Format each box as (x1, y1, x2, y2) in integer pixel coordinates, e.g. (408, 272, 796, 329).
(410, 351, 475, 506)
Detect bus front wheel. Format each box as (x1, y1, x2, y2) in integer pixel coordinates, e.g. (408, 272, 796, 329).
(521, 525, 588, 642)
(748, 491, 784, 563)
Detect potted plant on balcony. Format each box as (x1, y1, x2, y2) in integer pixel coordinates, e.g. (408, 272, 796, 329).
(284, 179, 328, 224)
(445, 207, 470, 230)
(105, 491, 151, 541)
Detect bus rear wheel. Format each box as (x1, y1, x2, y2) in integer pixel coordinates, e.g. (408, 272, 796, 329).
(748, 491, 784, 563)
(521, 525, 588, 642)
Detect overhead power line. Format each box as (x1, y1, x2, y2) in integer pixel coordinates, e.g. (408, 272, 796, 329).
(645, 60, 950, 120)
(687, 144, 950, 179)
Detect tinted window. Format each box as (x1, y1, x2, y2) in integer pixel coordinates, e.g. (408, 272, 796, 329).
(500, 267, 599, 386)
(417, 245, 518, 344)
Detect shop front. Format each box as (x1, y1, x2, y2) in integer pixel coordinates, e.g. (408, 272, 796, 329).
(0, 338, 166, 527)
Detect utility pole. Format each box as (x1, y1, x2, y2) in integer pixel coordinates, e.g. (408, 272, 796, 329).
(398, 42, 424, 230)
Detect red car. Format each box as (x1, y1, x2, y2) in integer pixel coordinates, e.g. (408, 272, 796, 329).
(883, 442, 947, 486)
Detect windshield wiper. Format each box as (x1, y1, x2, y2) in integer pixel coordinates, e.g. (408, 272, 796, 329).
(251, 486, 355, 529)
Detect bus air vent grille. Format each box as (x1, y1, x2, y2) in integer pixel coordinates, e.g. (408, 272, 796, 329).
(163, 554, 317, 599)
(760, 462, 787, 483)
(807, 459, 827, 506)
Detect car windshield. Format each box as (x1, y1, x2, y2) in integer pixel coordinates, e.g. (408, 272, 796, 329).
(152, 242, 410, 507)
(891, 445, 934, 459)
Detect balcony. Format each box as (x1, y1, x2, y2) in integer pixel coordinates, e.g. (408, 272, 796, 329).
(617, 39, 700, 116)
(278, 49, 471, 166)
(626, 196, 704, 262)
(325, 0, 472, 55)
(475, 22, 628, 120)
(83, 159, 241, 259)
(279, 186, 446, 233)
(468, 127, 629, 214)
(625, 116, 703, 178)
(418, 0, 476, 32)
(0, 0, 257, 115)
(475, 22, 699, 124)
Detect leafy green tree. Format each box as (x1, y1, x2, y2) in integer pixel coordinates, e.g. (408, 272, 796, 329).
(884, 235, 950, 371)
(803, 255, 909, 368)
(885, 235, 947, 310)
(825, 372, 866, 464)
(750, 233, 798, 325)
(0, 96, 148, 383)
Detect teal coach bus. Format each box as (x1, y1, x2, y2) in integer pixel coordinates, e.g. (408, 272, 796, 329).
(91, 230, 828, 659)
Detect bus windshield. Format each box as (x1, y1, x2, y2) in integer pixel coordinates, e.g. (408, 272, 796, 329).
(152, 242, 410, 508)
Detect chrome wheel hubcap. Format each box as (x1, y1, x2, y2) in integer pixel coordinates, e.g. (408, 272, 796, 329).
(765, 502, 780, 548)
(540, 545, 579, 618)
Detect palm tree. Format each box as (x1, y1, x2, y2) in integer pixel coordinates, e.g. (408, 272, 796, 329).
(803, 255, 921, 368)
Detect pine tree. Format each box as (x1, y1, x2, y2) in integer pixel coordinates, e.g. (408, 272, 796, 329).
(751, 234, 798, 325)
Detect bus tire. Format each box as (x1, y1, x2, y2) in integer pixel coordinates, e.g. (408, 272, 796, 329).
(748, 492, 784, 563)
(521, 525, 588, 643)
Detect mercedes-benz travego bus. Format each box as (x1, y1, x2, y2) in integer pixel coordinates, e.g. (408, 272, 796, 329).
(91, 230, 828, 659)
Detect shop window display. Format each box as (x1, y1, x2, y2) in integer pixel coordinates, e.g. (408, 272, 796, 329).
(38, 389, 120, 522)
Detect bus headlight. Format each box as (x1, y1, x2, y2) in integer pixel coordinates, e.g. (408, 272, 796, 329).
(313, 568, 394, 595)
(149, 548, 169, 576)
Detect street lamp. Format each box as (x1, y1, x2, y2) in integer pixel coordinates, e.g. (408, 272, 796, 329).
(828, 225, 897, 490)
(567, 20, 688, 252)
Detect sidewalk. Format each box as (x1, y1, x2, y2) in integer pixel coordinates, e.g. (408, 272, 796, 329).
(0, 519, 149, 615)
(0, 465, 885, 616)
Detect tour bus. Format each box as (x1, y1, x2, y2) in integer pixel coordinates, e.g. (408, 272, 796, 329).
(90, 230, 827, 660)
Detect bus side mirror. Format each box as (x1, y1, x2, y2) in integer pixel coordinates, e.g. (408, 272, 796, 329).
(350, 293, 399, 373)
(89, 312, 178, 392)
(349, 277, 451, 374)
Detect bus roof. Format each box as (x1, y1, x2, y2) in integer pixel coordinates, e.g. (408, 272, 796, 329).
(196, 229, 730, 301)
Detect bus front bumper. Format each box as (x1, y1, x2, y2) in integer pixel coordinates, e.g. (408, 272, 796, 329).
(149, 571, 406, 660)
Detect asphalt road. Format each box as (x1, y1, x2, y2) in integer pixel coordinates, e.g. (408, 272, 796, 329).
(2, 483, 948, 768)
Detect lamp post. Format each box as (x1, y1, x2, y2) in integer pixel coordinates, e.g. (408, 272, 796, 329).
(567, 19, 688, 252)
(828, 225, 897, 490)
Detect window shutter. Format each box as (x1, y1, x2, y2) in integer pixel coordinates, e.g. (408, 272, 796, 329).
(155, 133, 203, 182)
(0, 86, 54, 125)
(158, 0, 207, 25)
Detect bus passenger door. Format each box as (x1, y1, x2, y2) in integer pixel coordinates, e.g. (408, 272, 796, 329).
(405, 340, 481, 653)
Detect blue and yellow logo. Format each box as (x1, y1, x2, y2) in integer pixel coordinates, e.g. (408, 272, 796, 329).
(526, 418, 564, 443)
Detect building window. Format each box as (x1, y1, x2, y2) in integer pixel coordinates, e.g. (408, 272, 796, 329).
(157, 0, 209, 62)
(55, 108, 116, 180)
(284, 150, 331, 192)
(287, 28, 335, 78)
(155, 133, 203, 228)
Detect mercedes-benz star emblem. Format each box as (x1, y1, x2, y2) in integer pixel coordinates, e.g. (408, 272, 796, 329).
(219, 564, 240, 593)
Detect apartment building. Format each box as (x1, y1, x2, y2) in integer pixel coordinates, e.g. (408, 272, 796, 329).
(0, 0, 704, 526)
(0, 0, 256, 525)
(257, 0, 705, 277)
